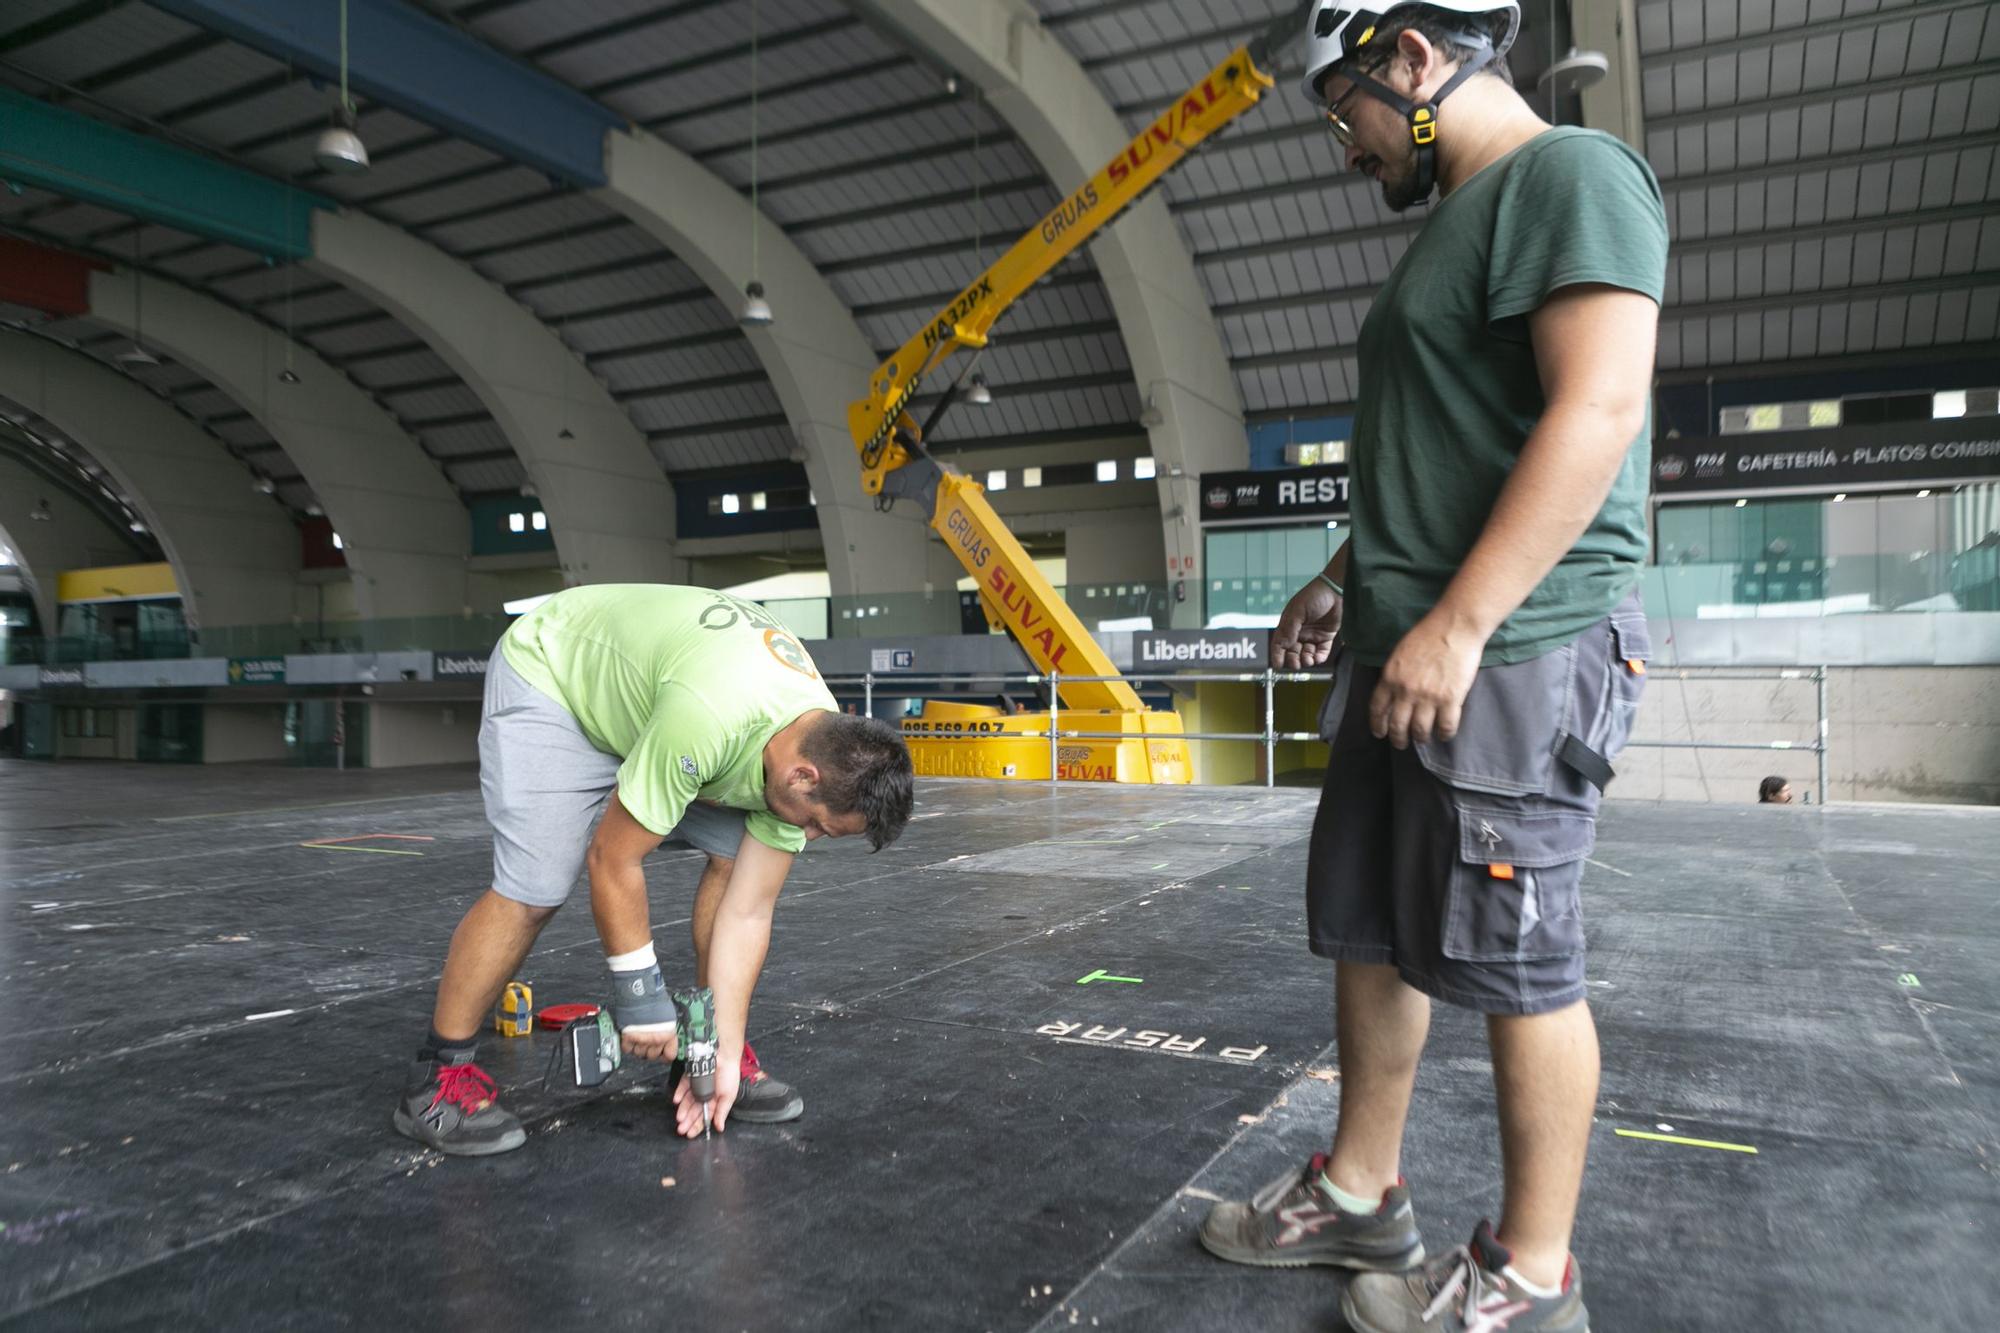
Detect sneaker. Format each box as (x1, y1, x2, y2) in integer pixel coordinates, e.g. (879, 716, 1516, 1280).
(728, 1041, 803, 1124)
(392, 1055, 527, 1156)
(1198, 1153, 1424, 1271)
(1342, 1220, 1588, 1333)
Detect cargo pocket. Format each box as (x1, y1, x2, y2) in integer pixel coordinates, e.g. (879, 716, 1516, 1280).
(1413, 643, 1574, 797)
(1442, 800, 1593, 962)
(1316, 648, 1352, 746)
(1596, 611, 1651, 767)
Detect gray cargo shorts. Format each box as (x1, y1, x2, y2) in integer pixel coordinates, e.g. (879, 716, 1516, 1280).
(1307, 591, 1650, 1014)
(480, 645, 749, 909)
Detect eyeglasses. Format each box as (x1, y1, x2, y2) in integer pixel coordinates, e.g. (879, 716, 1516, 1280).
(1323, 85, 1361, 148)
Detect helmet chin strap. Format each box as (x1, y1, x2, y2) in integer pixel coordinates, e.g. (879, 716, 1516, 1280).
(1341, 32, 1498, 201)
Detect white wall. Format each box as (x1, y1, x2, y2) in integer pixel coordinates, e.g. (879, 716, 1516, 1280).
(202, 704, 289, 764)
(367, 700, 479, 768)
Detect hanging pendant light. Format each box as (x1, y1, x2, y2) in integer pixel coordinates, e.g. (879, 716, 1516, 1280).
(118, 231, 158, 365)
(314, 1, 369, 174)
(966, 373, 993, 406)
(738, 0, 774, 327)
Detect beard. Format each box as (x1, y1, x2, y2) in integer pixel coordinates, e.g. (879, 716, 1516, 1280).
(1378, 151, 1430, 212)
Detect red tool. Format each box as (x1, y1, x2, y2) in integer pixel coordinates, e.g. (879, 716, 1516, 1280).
(535, 1003, 601, 1032)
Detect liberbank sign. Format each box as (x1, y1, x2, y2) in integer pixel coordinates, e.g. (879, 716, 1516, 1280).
(1652, 418, 2000, 496)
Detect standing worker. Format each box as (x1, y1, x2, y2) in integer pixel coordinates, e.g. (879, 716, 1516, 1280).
(395, 584, 913, 1154)
(1198, 5, 1666, 1332)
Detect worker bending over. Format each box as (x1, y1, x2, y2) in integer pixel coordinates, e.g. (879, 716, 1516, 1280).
(396, 584, 913, 1154)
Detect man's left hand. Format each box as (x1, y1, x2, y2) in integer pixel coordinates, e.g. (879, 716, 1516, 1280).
(1369, 612, 1485, 748)
(672, 1059, 741, 1137)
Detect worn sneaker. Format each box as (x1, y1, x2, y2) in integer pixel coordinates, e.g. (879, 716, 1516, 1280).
(1198, 1153, 1424, 1271)
(1342, 1220, 1587, 1333)
(392, 1055, 527, 1156)
(728, 1041, 804, 1124)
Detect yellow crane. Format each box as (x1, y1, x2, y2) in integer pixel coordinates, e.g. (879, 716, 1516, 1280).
(847, 12, 1297, 782)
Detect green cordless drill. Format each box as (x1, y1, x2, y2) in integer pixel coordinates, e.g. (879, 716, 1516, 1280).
(673, 987, 717, 1137)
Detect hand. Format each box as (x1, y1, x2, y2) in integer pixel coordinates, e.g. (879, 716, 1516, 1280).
(620, 1024, 678, 1063)
(1369, 612, 1485, 748)
(672, 1058, 741, 1137)
(1272, 577, 1343, 670)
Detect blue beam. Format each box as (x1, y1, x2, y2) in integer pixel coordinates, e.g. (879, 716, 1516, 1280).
(150, 0, 626, 188)
(0, 87, 331, 258)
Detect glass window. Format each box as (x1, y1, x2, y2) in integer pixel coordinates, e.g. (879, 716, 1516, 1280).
(752, 492, 767, 511)
(1022, 467, 1043, 488)
(1096, 460, 1118, 482)
(531, 510, 547, 531)
(721, 493, 740, 515)
(1133, 457, 1157, 480)
(508, 512, 525, 533)
(986, 470, 1007, 491)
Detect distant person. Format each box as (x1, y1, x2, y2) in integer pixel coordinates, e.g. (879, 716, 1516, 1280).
(396, 585, 912, 1155)
(1759, 775, 1793, 804)
(1198, 4, 1667, 1332)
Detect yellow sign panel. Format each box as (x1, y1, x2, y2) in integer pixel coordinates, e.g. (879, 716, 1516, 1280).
(56, 562, 179, 603)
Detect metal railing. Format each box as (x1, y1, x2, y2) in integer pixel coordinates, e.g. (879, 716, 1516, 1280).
(825, 669, 1326, 788)
(1623, 665, 1831, 802)
(831, 663, 1834, 797)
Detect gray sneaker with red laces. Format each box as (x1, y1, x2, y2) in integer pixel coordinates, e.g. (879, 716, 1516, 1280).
(1342, 1219, 1588, 1333)
(393, 1054, 527, 1156)
(1199, 1153, 1425, 1271)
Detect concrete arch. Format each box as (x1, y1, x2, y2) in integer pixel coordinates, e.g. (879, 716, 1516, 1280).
(598, 130, 932, 599)
(0, 453, 146, 632)
(309, 209, 680, 587)
(86, 268, 471, 619)
(0, 333, 297, 631)
(857, 0, 1250, 626)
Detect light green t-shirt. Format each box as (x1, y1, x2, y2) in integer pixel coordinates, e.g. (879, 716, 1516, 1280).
(1346, 126, 1669, 666)
(500, 585, 837, 852)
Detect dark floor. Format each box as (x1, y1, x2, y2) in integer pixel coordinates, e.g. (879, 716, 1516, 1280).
(2, 759, 1996, 1331)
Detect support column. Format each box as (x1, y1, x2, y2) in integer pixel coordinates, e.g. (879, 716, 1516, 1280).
(87, 268, 470, 618)
(0, 333, 297, 631)
(597, 130, 931, 599)
(310, 209, 680, 587)
(855, 0, 1249, 626)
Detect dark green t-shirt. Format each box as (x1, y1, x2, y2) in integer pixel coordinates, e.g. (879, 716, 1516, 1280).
(1345, 126, 1669, 666)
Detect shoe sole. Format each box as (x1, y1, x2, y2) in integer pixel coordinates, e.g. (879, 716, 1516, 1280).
(1341, 1288, 1587, 1333)
(392, 1109, 528, 1157)
(1198, 1228, 1424, 1272)
(729, 1093, 805, 1124)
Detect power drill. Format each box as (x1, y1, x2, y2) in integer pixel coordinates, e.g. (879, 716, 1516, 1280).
(673, 987, 717, 1137)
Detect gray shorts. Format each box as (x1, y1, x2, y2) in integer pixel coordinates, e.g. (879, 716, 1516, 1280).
(480, 646, 749, 908)
(1306, 592, 1650, 1015)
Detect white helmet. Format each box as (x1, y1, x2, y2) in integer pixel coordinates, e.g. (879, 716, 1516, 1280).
(1298, 1, 1521, 105)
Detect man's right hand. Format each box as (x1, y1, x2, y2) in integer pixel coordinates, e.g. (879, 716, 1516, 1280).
(1272, 577, 1343, 670)
(619, 1024, 678, 1063)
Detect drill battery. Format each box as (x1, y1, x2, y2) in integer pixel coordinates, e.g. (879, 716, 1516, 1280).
(495, 980, 534, 1037)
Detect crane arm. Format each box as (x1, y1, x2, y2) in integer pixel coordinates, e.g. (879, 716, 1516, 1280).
(846, 29, 1286, 494)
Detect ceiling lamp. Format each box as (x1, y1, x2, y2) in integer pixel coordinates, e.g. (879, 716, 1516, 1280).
(737, 0, 774, 328)
(277, 367, 301, 384)
(739, 281, 773, 327)
(30, 497, 52, 522)
(1538, 48, 1609, 97)
(314, 0, 369, 175)
(253, 476, 277, 495)
(315, 109, 370, 175)
(966, 373, 993, 406)
(115, 343, 159, 366)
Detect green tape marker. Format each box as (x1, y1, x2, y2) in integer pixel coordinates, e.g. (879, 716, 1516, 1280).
(1077, 969, 1143, 985)
(1897, 973, 1921, 988)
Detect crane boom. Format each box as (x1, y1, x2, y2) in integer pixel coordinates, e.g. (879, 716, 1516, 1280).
(842, 10, 1301, 781)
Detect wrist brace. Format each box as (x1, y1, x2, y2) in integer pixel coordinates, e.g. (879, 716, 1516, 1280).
(608, 958, 678, 1033)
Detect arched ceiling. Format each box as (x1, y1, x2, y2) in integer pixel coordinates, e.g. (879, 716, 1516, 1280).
(0, 0, 1992, 538)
